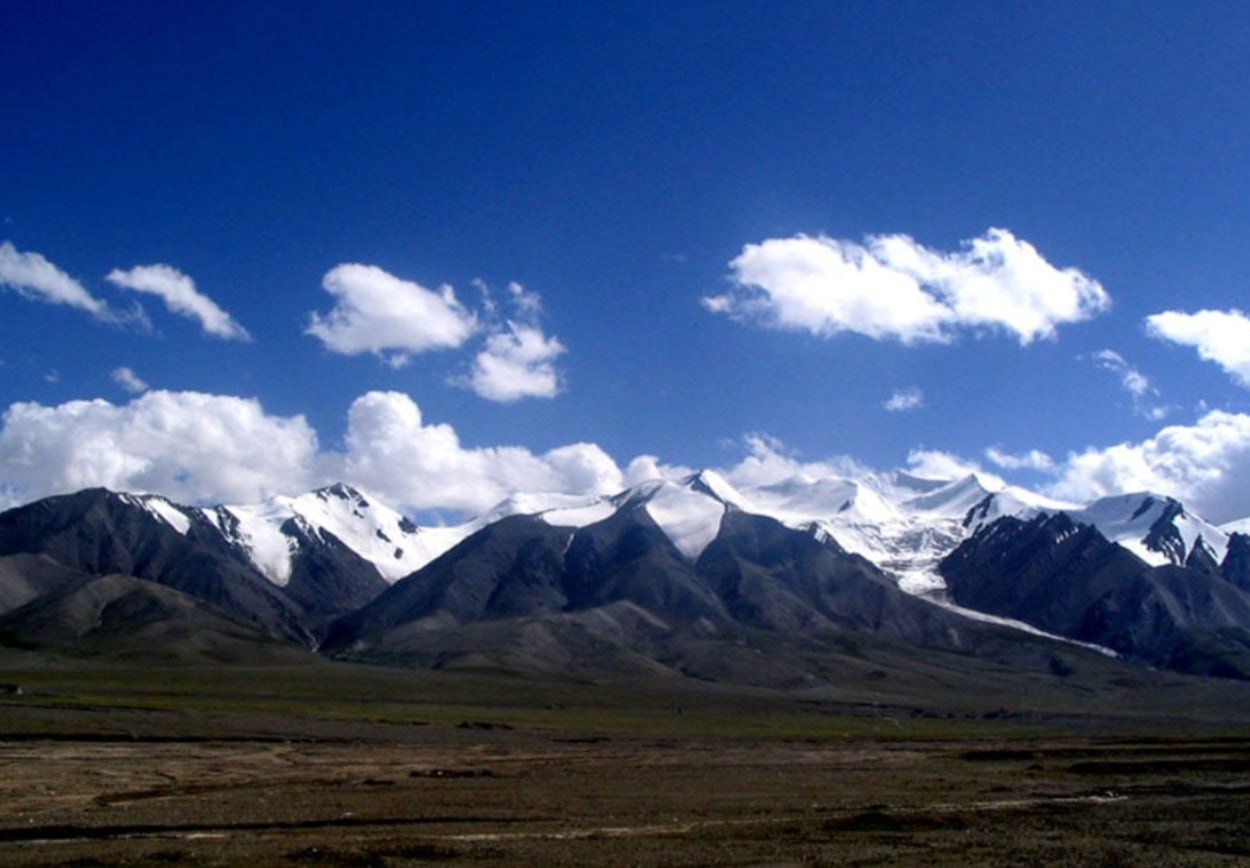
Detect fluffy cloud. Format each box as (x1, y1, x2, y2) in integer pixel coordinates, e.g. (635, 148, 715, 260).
(623, 454, 693, 486)
(0, 241, 111, 318)
(0, 389, 629, 516)
(0, 391, 319, 506)
(705, 228, 1109, 345)
(106, 264, 250, 340)
(306, 263, 477, 366)
(9, 389, 1250, 528)
(718, 433, 867, 489)
(110, 366, 149, 394)
(904, 448, 1005, 488)
(883, 387, 924, 413)
(464, 324, 566, 402)
(1048, 411, 1250, 523)
(1147, 309, 1250, 388)
(716, 436, 1005, 491)
(339, 391, 621, 513)
(457, 283, 567, 402)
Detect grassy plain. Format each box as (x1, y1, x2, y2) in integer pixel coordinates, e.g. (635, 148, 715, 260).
(0, 654, 1246, 864)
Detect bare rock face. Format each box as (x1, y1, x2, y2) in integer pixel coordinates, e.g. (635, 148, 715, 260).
(941, 514, 1250, 679)
(5, 481, 1250, 684)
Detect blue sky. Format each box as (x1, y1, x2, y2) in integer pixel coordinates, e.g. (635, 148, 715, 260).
(4, 1, 1250, 521)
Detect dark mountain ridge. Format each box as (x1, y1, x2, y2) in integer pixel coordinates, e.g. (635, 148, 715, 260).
(3, 483, 1250, 686)
(320, 503, 1107, 684)
(941, 513, 1250, 678)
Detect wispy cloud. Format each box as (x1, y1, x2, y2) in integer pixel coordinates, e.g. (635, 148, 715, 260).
(704, 228, 1109, 346)
(1091, 349, 1169, 420)
(985, 446, 1055, 472)
(0, 241, 112, 319)
(111, 366, 149, 394)
(883, 387, 924, 412)
(107, 264, 250, 341)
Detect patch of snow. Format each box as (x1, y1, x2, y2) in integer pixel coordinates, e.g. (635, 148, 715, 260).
(541, 501, 617, 528)
(1071, 492, 1228, 567)
(904, 474, 999, 518)
(638, 478, 728, 560)
(1222, 517, 1250, 536)
(687, 469, 754, 511)
(285, 484, 473, 583)
(748, 476, 899, 526)
(480, 491, 608, 526)
(927, 596, 1119, 657)
(130, 495, 191, 535)
(223, 501, 297, 586)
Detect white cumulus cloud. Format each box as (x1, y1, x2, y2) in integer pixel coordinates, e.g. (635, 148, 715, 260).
(705, 228, 1109, 346)
(0, 241, 111, 318)
(0, 391, 320, 506)
(464, 324, 566, 402)
(883, 387, 924, 412)
(0, 389, 631, 516)
(457, 282, 567, 403)
(106, 264, 250, 341)
(306, 263, 477, 366)
(1048, 410, 1250, 523)
(110, 367, 149, 394)
(338, 391, 621, 514)
(1147, 309, 1250, 388)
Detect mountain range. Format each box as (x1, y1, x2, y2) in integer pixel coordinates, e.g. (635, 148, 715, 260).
(2, 469, 1249, 684)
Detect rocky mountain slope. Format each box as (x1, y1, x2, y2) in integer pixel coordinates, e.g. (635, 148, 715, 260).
(0, 470, 1248, 682)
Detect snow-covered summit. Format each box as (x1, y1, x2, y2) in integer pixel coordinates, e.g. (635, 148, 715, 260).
(614, 471, 749, 559)
(103, 470, 1245, 597)
(194, 483, 476, 586)
(1070, 492, 1228, 567)
(120, 492, 193, 535)
(1222, 516, 1250, 536)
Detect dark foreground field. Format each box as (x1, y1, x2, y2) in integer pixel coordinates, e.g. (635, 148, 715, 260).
(0, 656, 1248, 865)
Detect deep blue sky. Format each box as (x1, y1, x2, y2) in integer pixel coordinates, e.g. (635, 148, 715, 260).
(3, 2, 1250, 518)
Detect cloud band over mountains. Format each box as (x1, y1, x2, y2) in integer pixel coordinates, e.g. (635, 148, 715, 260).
(6, 386, 1250, 525)
(5, 228, 1250, 525)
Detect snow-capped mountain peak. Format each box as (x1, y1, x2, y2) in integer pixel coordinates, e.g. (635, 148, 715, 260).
(188, 482, 476, 587)
(1070, 492, 1228, 567)
(684, 469, 751, 510)
(903, 473, 1000, 518)
(747, 475, 899, 526)
(121, 492, 193, 535)
(80, 474, 1248, 602)
(1222, 516, 1250, 536)
(286, 483, 481, 583)
(577, 470, 749, 560)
